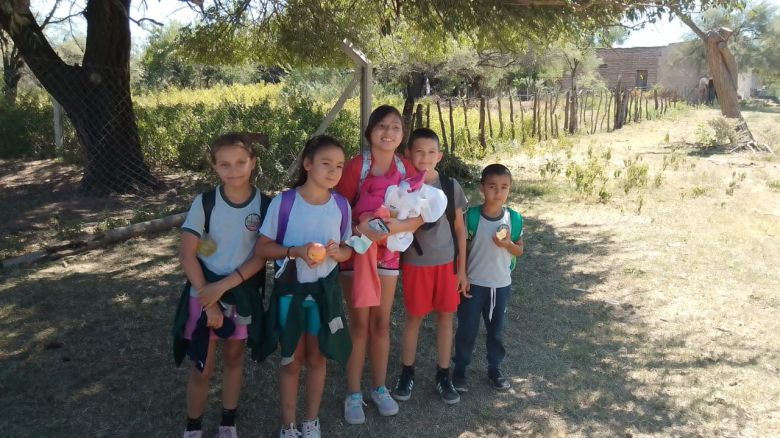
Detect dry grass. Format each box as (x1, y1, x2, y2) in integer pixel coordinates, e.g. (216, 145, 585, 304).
(1, 108, 779, 437)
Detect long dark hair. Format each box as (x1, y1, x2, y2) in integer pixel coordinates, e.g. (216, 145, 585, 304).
(364, 105, 403, 145)
(292, 135, 345, 188)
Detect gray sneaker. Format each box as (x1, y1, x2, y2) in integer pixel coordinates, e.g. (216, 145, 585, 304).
(215, 426, 238, 438)
(344, 393, 366, 425)
(370, 386, 399, 416)
(182, 431, 202, 438)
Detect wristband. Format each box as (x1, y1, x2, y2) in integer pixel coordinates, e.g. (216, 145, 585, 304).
(286, 246, 292, 258)
(234, 268, 245, 282)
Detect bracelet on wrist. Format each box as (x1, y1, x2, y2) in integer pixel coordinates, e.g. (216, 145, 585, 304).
(234, 268, 245, 282)
(286, 246, 292, 258)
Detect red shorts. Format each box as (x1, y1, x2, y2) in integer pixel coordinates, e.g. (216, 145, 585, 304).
(401, 262, 460, 316)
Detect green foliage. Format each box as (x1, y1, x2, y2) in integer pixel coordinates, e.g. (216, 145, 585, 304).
(621, 157, 649, 194)
(768, 180, 780, 191)
(134, 85, 360, 191)
(0, 92, 54, 158)
(695, 117, 741, 147)
(565, 149, 609, 199)
(690, 186, 710, 198)
(540, 158, 563, 179)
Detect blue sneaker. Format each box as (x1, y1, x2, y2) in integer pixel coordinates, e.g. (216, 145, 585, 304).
(370, 386, 399, 416)
(344, 393, 366, 425)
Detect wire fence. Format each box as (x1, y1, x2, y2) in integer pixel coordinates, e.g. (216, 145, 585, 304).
(2, 56, 696, 188)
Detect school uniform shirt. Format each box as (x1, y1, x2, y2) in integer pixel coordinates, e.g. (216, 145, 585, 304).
(259, 190, 352, 283)
(401, 177, 468, 266)
(466, 208, 515, 288)
(181, 185, 265, 278)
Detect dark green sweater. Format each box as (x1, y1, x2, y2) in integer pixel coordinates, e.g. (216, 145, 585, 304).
(257, 267, 351, 364)
(172, 261, 265, 366)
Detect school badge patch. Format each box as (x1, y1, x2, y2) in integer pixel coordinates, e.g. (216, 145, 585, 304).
(244, 213, 261, 232)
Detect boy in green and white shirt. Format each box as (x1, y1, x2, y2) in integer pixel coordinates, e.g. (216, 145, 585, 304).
(452, 163, 524, 391)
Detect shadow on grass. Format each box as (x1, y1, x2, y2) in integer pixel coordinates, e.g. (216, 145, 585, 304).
(1, 215, 767, 437)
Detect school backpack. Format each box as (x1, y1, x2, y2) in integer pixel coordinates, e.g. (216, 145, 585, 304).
(410, 174, 459, 274)
(465, 205, 524, 271)
(357, 150, 406, 192)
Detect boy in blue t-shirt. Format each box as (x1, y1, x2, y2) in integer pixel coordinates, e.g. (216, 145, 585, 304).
(452, 163, 524, 391)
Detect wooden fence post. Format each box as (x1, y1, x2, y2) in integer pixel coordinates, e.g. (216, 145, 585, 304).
(509, 94, 516, 140)
(461, 97, 471, 145)
(564, 91, 570, 134)
(497, 95, 504, 138)
(436, 100, 448, 153)
(478, 96, 487, 149)
(532, 92, 539, 137)
(487, 96, 494, 138)
(519, 95, 526, 143)
(448, 99, 456, 151)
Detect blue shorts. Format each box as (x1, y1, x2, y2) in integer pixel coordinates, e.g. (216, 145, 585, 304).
(278, 295, 321, 335)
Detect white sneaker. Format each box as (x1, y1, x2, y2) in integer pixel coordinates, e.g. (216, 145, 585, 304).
(343, 392, 366, 425)
(370, 386, 399, 416)
(182, 431, 202, 438)
(215, 425, 238, 438)
(301, 418, 321, 438)
(279, 423, 301, 438)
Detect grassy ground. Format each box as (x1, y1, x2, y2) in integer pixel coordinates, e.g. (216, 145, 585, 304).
(1, 108, 779, 437)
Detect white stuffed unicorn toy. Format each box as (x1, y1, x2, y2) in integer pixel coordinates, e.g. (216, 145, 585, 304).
(384, 170, 447, 252)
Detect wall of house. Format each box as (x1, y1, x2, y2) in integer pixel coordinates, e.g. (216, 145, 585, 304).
(594, 46, 664, 89)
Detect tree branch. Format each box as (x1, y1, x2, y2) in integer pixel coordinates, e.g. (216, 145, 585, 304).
(673, 8, 706, 40)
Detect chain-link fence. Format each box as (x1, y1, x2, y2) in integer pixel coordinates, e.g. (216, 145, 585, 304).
(0, 59, 692, 261)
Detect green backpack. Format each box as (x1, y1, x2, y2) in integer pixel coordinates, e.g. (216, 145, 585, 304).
(465, 205, 524, 271)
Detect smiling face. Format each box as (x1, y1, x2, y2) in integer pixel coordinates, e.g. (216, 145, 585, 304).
(212, 144, 256, 189)
(303, 144, 345, 190)
(409, 138, 442, 174)
(480, 173, 512, 208)
(369, 113, 404, 153)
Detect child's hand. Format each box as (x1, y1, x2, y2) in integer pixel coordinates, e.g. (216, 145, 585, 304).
(357, 217, 388, 242)
(326, 240, 340, 259)
(198, 282, 225, 309)
(492, 234, 511, 249)
(457, 271, 471, 298)
(205, 305, 224, 329)
(294, 243, 326, 268)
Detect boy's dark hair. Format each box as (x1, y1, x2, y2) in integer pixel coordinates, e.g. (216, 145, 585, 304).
(209, 132, 257, 163)
(407, 128, 440, 150)
(292, 135, 345, 187)
(364, 105, 403, 144)
(480, 163, 512, 184)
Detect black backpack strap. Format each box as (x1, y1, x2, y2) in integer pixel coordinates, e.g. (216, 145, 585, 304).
(440, 175, 458, 274)
(257, 192, 272, 299)
(201, 189, 217, 235)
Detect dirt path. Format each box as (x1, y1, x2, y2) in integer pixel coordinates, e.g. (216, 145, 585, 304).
(1, 108, 778, 437)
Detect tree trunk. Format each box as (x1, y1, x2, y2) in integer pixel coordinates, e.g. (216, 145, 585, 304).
(1, 0, 159, 193)
(2, 49, 23, 106)
(676, 13, 770, 152)
(0, 0, 159, 194)
(401, 72, 425, 148)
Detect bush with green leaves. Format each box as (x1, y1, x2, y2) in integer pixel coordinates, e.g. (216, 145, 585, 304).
(0, 92, 55, 158)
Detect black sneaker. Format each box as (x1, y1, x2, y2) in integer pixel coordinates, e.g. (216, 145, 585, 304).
(436, 374, 461, 404)
(452, 374, 468, 393)
(488, 369, 511, 390)
(392, 372, 414, 401)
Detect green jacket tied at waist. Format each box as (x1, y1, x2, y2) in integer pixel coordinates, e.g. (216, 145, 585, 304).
(172, 260, 266, 366)
(258, 266, 351, 364)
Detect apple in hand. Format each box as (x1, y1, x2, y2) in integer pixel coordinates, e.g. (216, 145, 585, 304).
(308, 243, 327, 262)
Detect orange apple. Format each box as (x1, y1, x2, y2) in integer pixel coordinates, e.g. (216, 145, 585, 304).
(308, 243, 327, 262)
